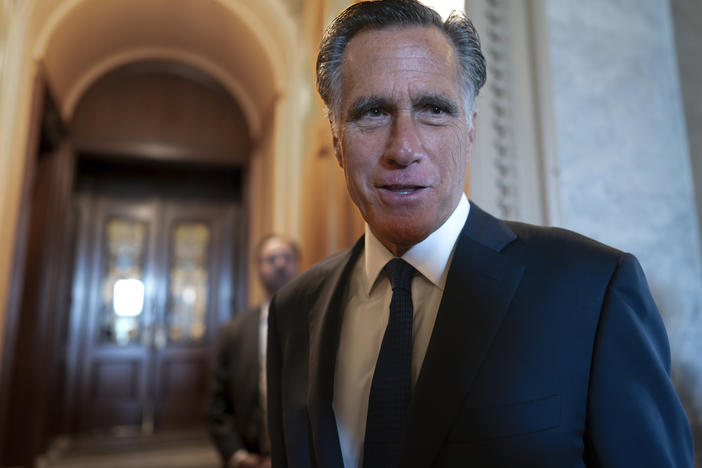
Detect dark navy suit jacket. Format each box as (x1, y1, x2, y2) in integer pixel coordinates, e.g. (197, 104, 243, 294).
(267, 204, 693, 467)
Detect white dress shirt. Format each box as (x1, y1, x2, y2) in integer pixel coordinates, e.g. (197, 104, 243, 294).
(259, 301, 270, 451)
(332, 194, 470, 468)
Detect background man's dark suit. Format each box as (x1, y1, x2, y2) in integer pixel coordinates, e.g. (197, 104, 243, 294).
(267, 204, 693, 467)
(207, 306, 266, 466)
(207, 234, 299, 468)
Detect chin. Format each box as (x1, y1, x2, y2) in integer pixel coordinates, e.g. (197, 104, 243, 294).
(376, 220, 434, 251)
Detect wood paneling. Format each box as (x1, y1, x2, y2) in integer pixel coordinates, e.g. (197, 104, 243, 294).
(92, 361, 141, 400)
(0, 76, 74, 468)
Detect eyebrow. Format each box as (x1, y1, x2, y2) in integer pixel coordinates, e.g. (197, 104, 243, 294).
(346, 94, 461, 121)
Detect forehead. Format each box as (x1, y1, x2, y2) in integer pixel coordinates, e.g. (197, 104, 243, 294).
(340, 26, 460, 102)
(260, 238, 293, 256)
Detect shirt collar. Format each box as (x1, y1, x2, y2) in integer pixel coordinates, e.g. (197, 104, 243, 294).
(363, 194, 470, 295)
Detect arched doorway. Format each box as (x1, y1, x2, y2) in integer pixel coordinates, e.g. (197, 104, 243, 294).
(2, 58, 253, 466)
(65, 61, 250, 434)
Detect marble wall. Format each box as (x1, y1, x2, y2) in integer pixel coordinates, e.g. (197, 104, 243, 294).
(545, 0, 702, 462)
(671, 0, 702, 262)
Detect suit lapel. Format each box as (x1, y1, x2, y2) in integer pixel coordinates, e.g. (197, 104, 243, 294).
(399, 204, 525, 467)
(246, 307, 263, 433)
(238, 307, 261, 406)
(307, 238, 364, 467)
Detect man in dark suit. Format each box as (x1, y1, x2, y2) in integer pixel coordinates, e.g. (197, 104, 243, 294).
(207, 235, 300, 468)
(267, 1, 693, 467)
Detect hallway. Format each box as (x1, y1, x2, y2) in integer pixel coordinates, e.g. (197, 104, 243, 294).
(38, 430, 220, 468)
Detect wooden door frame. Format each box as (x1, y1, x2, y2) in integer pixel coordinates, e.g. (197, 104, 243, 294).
(0, 69, 73, 466)
(0, 74, 44, 458)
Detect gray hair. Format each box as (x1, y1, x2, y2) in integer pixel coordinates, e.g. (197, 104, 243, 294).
(316, 0, 486, 130)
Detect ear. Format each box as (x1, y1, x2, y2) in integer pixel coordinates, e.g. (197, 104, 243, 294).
(468, 112, 477, 144)
(465, 112, 477, 164)
(332, 132, 344, 168)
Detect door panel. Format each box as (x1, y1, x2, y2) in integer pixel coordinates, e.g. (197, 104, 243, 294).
(88, 357, 144, 426)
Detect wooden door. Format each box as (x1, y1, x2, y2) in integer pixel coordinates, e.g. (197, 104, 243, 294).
(78, 193, 158, 431)
(152, 199, 229, 429)
(73, 173, 240, 433)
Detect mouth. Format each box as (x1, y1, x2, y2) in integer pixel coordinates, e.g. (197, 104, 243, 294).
(379, 184, 427, 195)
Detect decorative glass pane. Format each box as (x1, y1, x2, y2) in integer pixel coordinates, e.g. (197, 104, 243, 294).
(99, 218, 148, 345)
(167, 222, 210, 343)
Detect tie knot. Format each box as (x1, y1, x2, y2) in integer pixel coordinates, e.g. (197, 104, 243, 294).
(383, 258, 414, 292)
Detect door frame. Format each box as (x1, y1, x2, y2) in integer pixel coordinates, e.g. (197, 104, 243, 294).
(0, 70, 76, 467)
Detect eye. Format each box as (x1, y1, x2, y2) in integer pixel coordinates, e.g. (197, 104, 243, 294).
(415, 97, 458, 120)
(366, 107, 383, 117)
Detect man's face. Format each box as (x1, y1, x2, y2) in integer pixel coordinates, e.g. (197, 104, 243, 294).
(258, 237, 299, 297)
(334, 26, 475, 256)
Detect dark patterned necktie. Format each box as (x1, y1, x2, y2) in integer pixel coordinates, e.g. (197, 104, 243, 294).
(362, 258, 415, 468)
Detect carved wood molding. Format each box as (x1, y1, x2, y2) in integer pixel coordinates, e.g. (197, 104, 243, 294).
(468, 0, 554, 225)
(483, 0, 517, 219)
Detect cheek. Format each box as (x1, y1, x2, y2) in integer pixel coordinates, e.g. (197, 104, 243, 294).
(340, 158, 366, 209)
(342, 137, 378, 184)
(434, 135, 466, 173)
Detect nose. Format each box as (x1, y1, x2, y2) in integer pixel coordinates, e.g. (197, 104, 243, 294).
(273, 255, 287, 269)
(383, 111, 423, 167)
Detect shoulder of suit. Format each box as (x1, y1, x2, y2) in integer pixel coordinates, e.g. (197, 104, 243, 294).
(216, 306, 260, 342)
(270, 247, 355, 320)
(279, 248, 351, 298)
(503, 220, 627, 267)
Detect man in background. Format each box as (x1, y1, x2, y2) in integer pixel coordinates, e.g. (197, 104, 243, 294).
(266, 1, 693, 467)
(207, 235, 300, 468)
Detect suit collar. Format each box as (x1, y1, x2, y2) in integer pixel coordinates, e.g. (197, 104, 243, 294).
(307, 237, 364, 467)
(399, 203, 524, 467)
(463, 201, 517, 251)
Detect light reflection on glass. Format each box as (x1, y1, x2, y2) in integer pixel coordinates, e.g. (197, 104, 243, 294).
(99, 218, 147, 345)
(113, 278, 145, 317)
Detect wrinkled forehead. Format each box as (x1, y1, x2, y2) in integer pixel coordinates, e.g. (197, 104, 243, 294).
(345, 25, 455, 60)
(340, 26, 462, 100)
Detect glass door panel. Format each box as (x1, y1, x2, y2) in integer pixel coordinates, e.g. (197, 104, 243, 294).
(98, 218, 148, 345)
(166, 221, 211, 344)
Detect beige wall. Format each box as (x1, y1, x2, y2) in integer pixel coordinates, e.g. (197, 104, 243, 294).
(0, 1, 42, 366)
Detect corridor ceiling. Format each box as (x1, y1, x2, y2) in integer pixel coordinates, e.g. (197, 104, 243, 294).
(30, 0, 295, 138)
